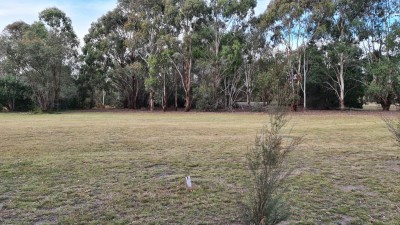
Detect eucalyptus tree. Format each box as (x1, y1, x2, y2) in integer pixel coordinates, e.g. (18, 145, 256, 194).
(17, 22, 56, 111)
(119, 0, 174, 111)
(252, 46, 280, 107)
(297, 0, 334, 109)
(162, 34, 183, 111)
(1, 8, 79, 111)
(243, 19, 268, 106)
(221, 32, 246, 110)
(147, 49, 176, 111)
(38, 8, 79, 110)
(0, 22, 30, 79)
(319, 0, 372, 109)
(261, 0, 305, 110)
(164, 0, 209, 112)
(82, 8, 141, 109)
(359, 0, 400, 110)
(80, 27, 110, 108)
(321, 42, 364, 109)
(261, 0, 331, 110)
(207, 0, 256, 107)
(83, 0, 190, 111)
(0, 22, 30, 111)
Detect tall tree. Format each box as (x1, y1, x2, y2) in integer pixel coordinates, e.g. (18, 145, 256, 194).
(322, 42, 364, 109)
(0, 21, 30, 111)
(261, 0, 303, 111)
(315, 0, 371, 109)
(120, 0, 172, 111)
(208, 0, 256, 107)
(359, 0, 400, 110)
(39, 8, 79, 110)
(165, 0, 208, 111)
(1, 8, 79, 111)
(82, 8, 141, 109)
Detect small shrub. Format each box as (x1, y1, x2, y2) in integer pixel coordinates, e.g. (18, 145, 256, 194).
(95, 103, 106, 109)
(251, 103, 264, 112)
(32, 106, 43, 114)
(193, 84, 215, 111)
(243, 90, 301, 225)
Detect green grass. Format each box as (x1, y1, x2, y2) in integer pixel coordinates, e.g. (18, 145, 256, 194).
(0, 111, 399, 224)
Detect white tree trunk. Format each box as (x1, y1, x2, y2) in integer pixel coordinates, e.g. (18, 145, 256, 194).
(339, 53, 345, 110)
(102, 90, 106, 106)
(303, 50, 307, 110)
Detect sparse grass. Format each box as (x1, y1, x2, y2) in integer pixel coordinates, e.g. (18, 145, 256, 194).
(0, 111, 399, 224)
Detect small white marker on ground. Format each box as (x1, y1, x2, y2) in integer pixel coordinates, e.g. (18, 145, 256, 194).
(185, 176, 192, 189)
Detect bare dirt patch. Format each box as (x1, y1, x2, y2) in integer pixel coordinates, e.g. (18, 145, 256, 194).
(386, 160, 400, 172)
(338, 215, 354, 225)
(338, 185, 368, 192)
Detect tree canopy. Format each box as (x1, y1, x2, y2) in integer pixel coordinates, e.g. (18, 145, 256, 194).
(1, 0, 399, 112)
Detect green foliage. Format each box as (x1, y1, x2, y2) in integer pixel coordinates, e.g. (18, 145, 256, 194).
(2, 0, 399, 112)
(0, 75, 33, 111)
(32, 106, 43, 114)
(365, 57, 400, 110)
(254, 72, 271, 104)
(305, 44, 365, 109)
(0, 7, 78, 112)
(144, 76, 157, 92)
(193, 84, 215, 111)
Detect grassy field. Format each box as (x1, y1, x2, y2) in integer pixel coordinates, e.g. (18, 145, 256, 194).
(0, 111, 399, 224)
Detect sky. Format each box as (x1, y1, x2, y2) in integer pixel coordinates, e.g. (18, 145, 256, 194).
(0, 0, 270, 45)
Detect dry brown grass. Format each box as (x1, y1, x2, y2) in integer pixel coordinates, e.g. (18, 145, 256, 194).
(0, 111, 399, 224)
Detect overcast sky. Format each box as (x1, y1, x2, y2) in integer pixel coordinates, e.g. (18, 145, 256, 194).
(0, 0, 270, 45)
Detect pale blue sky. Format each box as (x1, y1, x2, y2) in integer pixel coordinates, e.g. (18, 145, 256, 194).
(0, 0, 270, 45)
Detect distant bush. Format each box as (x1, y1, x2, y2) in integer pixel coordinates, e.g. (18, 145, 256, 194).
(251, 103, 265, 112)
(0, 75, 34, 111)
(32, 106, 43, 114)
(193, 84, 216, 111)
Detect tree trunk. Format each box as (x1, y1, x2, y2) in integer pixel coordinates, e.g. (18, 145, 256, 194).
(245, 63, 252, 107)
(381, 103, 391, 111)
(131, 75, 137, 109)
(303, 49, 307, 110)
(175, 76, 178, 111)
(339, 53, 345, 110)
(292, 103, 298, 112)
(213, 56, 220, 104)
(149, 91, 154, 111)
(53, 65, 61, 111)
(381, 97, 391, 111)
(11, 97, 15, 112)
(294, 48, 302, 111)
(162, 73, 167, 112)
(213, 20, 221, 104)
(246, 90, 251, 106)
(184, 92, 190, 112)
(213, 65, 220, 104)
(162, 96, 167, 112)
(123, 98, 128, 108)
(262, 95, 266, 107)
(339, 98, 345, 110)
(90, 88, 95, 108)
(102, 90, 106, 106)
(184, 61, 191, 112)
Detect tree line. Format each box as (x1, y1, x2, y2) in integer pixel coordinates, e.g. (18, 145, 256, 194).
(0, 0, 399, 112)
